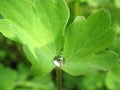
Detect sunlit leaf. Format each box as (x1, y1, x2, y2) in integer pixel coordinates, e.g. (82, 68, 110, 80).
(0, 19, 16, 41)
(0, 0, 69, 75)
(62, 10, 119, 75)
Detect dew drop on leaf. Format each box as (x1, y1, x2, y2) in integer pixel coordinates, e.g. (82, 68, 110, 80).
(53, 55, 64, 67)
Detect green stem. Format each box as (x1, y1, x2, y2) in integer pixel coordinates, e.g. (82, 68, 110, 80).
(57, 66, 61, 90)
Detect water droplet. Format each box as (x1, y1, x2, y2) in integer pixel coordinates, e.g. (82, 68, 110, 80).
(53, 55, 64, 67)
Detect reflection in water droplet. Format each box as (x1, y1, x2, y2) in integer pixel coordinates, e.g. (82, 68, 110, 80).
(53, 55, 64, 67)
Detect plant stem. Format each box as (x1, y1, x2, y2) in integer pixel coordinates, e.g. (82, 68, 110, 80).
(57, 66, 61, 90)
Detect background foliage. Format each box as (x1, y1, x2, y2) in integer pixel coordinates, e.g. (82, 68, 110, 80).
(0, 0, 120, 90)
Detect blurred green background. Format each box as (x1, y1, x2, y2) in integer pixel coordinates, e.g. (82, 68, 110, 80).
(0, 0, 120, 90)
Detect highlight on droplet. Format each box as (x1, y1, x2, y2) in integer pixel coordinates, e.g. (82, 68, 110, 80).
(53, 55, 64, 67)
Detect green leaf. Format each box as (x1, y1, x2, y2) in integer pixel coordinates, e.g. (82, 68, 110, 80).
(0, 0, 69, 53)
(109, 37, 120, 54)
(114, 0, 120, 8)
(83, 72, 105, 90)
(113, 23, 120, 35)
(34, 0, 69, 54)
(0, 64, 17, 90)
(62, 10, 119, 75)
(16, 63, 56, 90)
(23, 45, 55, 75)
(63, 51, 118, 75)
(85, 0, 111, 7)
(105, 64, 120, 90)
(0, 19, 16, 41)
(30, 74, 56, 90)
(0, 0, 69, 75)
(0, 0, 54, 47)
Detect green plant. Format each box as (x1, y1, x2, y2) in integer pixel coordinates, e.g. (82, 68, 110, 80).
(0, 64, 17, 90)
(0, 0, 119, 90)
(0, 63, 56, 90)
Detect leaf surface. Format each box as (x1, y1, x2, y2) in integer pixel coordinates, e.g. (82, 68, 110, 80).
(0, 0, 69, 75)
(62, 10, 119, 75)
(34, 0, 69, 53)
(0, 19, 16, 40)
